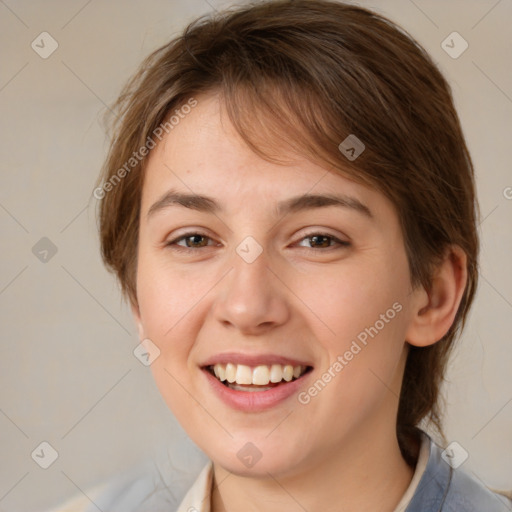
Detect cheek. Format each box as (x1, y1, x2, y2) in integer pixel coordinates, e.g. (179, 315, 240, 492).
(136, 253, 210, 337)
(293, 253, 411, 401)
(292, 255, 410, 346)
(135, 258, 207, 389)
(136, 262, 206, 428)
(134, 252, 234, 411)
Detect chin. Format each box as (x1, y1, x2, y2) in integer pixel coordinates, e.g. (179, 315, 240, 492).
(208, 437, 307, 479)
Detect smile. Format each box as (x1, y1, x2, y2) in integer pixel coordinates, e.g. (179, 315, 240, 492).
(200, 353, 313, 411)
(207, 363, 310, 391)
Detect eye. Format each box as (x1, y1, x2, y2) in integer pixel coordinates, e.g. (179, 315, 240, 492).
(295, 232, 350, 250)
(167, 232, 218, 250)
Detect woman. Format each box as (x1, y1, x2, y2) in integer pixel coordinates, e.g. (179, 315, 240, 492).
(52, 0, 511, 510)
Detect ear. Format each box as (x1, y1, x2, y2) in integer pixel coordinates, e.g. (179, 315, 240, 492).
(405, 245, 468, 347)
(130, 301, 145, 340)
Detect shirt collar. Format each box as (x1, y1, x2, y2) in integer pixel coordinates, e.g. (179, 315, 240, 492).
(404, 433, 451, 512)
(177, 460, 213, 512)
(176, 432, 441, 512)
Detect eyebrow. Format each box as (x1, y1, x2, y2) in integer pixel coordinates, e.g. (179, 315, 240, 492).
(277, 192, 372, 218)
(147, 191, 219, 218)
(146, 189, 372, 220)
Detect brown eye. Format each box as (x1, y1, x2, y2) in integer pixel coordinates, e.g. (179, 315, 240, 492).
(167, 232, 216, 250)
(183, 234, 209, 248)
(308, 235, 332, 248)
(296, 232, 350, 250)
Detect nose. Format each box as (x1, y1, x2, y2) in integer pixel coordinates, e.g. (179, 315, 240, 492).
(211, 248, 290, 335)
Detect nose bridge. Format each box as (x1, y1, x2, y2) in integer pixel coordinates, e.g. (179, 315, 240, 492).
(212, 241, 289, 332)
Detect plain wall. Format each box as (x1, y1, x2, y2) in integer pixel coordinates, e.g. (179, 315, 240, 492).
(0, 0, 511, 510)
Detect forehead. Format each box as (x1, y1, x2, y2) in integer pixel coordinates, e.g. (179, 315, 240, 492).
(141, 94, 394, 221)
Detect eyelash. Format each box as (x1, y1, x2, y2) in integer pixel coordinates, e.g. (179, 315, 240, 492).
(166, 231, 350, 252)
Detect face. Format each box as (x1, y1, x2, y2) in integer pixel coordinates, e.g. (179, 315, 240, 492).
(133, 93, 420, 478)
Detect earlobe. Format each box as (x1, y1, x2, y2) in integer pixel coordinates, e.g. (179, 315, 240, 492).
(406, 246, 468, 348)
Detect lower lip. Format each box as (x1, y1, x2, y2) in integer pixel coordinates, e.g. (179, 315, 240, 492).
(202, 369, 310, 412)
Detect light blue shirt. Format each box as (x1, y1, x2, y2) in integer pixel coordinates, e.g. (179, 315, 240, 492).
(405, 436, 511, 511)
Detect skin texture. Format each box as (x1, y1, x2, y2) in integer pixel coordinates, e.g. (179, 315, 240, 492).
(132, 93, 467, 512)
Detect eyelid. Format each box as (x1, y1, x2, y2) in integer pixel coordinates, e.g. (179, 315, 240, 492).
(166, 230, 219, 249)
(292, 230, 351, 250)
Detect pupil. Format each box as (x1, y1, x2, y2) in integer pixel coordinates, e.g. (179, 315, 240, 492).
(188, 235, 206, 247)
(311, 235, 329, 248)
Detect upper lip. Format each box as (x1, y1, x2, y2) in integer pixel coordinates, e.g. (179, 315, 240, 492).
(200, 352, 313, 368)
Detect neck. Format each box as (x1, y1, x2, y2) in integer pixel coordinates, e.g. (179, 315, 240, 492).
(211, 425, 415, 512)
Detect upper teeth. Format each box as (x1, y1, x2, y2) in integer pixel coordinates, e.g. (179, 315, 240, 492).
(212, 363, 305, 385)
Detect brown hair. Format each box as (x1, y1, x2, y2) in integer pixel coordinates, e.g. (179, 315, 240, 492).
(97, 0, 479, 465)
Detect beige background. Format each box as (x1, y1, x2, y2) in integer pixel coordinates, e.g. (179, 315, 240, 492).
(0, 0, 511, 510)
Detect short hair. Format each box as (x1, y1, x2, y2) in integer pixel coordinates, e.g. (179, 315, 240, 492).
(97, 0, 479, 465)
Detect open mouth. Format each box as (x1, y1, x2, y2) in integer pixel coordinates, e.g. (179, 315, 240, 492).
(205, 363, 313, 392)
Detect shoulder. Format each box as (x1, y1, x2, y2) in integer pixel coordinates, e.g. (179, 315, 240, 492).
(443, 466, 512, 512)
(407, 434, 511, 512)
